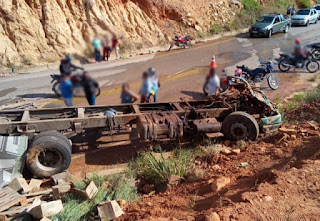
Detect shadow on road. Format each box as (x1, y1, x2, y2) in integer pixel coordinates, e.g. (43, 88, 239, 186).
(17, 93, 57, 99)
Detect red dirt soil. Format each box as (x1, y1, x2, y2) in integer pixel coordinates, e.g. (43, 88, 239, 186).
(118, 122, 320, 221)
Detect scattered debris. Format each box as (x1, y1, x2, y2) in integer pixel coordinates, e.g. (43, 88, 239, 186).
(28, 179, 42, 192)
(52, 184, 71, 200)
(8, 178, 31, 193)
(0, 187, 27, 213)
(236, 162, 249, 168)
(51, 171, 71, 185)
(29, 200, 63, 219)
(73, 181, 98, 200)
(205, 212, 220, 221)
(231, 148, 241, 155)
(168, 175, 180, 186)
(211, 176, 231, 192)
(98, 200, 124, 221)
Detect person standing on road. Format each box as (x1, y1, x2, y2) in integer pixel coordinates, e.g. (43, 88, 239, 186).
(286, 5, 291, 17)
(121, 83, 139, 104)
(207, 68, 220, 96)
(140, 72, 152, 103)
(291, 5, 296, 16)
(92, 36, 101, 62)
(112, 34, 120, 60)
(60, 75, 73, 106)
(102, 35, 111, 61)
(147, 67, 160, 102)
(81, 72, 99, 105)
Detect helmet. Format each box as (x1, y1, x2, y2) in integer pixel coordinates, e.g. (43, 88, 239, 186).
(148, 67, 156, 76)
(235, 68, 242, 76)
(267, 61, 274, 70)
(295, 38, 301, 44)
(65, 54, 73, 61)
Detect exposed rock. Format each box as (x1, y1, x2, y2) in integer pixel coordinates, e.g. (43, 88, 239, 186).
(205, 212, 220, 221)
(211, 176, 231, 192)
(0, 0, 241, 67)
(264, 195, 273, 202)
(221, 148, 232, 155)
(231, 149, 241, 155)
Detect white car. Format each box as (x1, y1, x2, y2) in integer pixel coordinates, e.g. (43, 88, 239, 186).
(314, 4, 320, 19)
(291, 8, 318, 26)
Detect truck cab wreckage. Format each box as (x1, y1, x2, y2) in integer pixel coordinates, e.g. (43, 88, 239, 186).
(0, 77, 281, 178)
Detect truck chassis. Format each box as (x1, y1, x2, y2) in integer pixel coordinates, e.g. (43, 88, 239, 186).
(0, 78, 281, 177)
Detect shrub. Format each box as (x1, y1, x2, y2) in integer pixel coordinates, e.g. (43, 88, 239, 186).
(134, 149, 195, 185)
(242, 0, 260, 11)
(298, 0, 311, 8)
(209, 24, 222, 34)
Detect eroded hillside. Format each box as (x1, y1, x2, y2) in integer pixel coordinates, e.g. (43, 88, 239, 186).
(0, 0, 241, 67)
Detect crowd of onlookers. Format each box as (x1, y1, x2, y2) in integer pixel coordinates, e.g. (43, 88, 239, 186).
(92, 34, 119, 63)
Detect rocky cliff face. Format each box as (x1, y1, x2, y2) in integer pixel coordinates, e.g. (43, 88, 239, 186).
(0, 0, 241, 68)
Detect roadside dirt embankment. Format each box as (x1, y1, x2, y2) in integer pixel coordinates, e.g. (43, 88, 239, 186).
(0, 0, 241, 67)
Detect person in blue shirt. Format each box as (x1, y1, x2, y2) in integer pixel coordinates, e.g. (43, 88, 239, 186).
(121, 83, 139, 104)
(60, 75, 73, 106)
(92, 37, 101, 62)
(140, 72, 152, 103)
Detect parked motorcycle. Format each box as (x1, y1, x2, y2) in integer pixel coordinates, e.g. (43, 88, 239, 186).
(50, 71, 101, 97)
(278, 51, 319, 73)
(168, 35, 193, 51)
(235, 60, 279, 90)
(307, 43, 320, 60)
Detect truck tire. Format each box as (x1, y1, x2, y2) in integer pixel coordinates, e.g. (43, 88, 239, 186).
(267, 29, 272, 38)
(284, 25, 289, 33)
(221, 111, 259, 141)
(32, 131, 72, 152)
(26, 136, 72, 178)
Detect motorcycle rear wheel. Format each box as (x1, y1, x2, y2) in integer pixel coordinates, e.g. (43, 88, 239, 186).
(306, 60, 320, 73)
(278, 59, 291, 72)
(267, 75, 279, 90)
(52, 82, 62, 97)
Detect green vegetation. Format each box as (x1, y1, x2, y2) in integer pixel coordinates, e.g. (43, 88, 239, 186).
(52, 173, 137, 220)
(309, 74, 317, 82)
(242, 0, 260, 11)
(209, 24, 222, 34)
(133, 148, 195, 185)
(298, 0, 312, 8)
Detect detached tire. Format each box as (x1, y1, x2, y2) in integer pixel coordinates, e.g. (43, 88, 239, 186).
(221, 111, 259, 141)
(26, 136, 72, 178)
(33, 131, 72, 152)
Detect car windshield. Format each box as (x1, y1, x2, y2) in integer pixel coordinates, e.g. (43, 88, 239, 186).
(257, 16, 274, 23)
(296, 10, 310, 15)
(315, 6, 320, 10)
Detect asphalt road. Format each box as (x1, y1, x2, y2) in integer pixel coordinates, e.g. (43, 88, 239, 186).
(1, 23, 320, 106)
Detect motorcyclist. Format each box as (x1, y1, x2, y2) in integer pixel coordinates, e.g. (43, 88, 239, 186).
(59, 54, 83, 76)
(293, 38, 306, 68)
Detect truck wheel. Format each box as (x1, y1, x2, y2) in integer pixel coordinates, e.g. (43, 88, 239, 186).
(267, 29, 272, 38)
(221, 111, 259, 141)
(32, 131, 72, 152)
(26, 136, 72, 178)
(284, 25, 289, 33)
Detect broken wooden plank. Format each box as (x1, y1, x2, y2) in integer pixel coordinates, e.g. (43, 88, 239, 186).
(0, 187, 27, 213)
(8, 178, 31, 193)
(85, 164, 128, 179)
(28, 179, 42, 192)
(73, 181, 98, 200)
(23, 189, 52, 198)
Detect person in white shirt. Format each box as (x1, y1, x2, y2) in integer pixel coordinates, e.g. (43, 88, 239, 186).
(208, 68, 220, 96)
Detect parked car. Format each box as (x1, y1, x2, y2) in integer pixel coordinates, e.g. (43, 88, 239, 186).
(249, 14, 291, 38)
(314, 4, 320, 19)
(291, 8, 318, 26)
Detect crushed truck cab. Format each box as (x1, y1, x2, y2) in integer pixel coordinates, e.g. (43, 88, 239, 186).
(0, 77, 281, 178)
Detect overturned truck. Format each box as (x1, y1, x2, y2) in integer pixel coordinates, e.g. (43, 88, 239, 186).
(0, 77, 281, 178)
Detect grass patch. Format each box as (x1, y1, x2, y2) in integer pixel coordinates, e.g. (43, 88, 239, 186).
(133, 148, 195, 185)
(309, 74, 317, 82)
(52, 173, 137, 220)
(209, 24, 222, 34)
